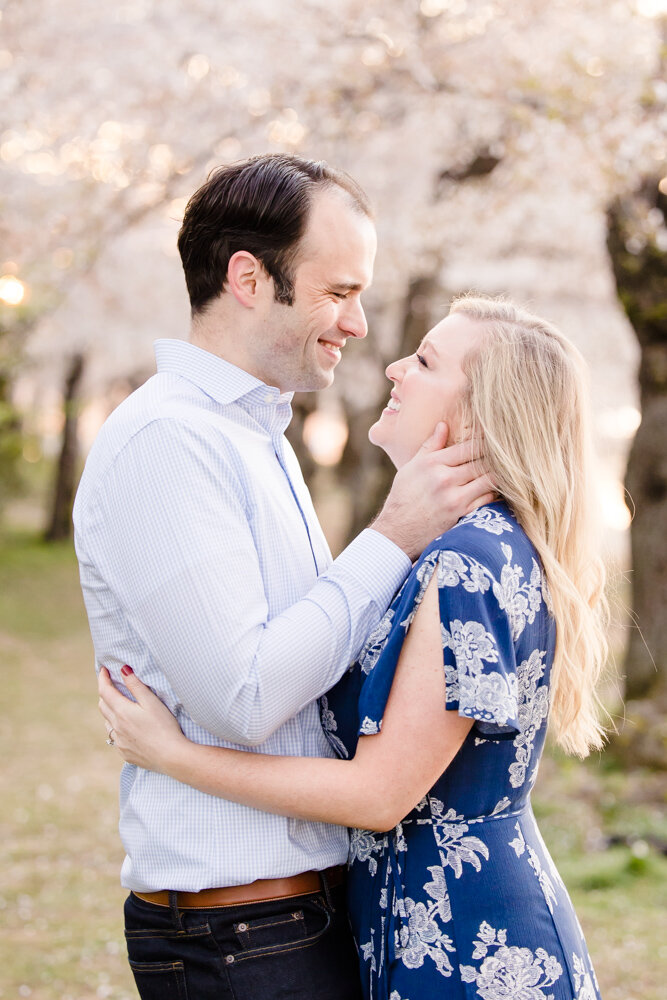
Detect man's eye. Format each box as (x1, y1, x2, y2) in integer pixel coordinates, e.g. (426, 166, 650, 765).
(416, 353, 428, 368)
(332, 291, 347, 300)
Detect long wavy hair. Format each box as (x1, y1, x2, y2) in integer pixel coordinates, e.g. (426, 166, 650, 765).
(450, 294, 608, 756)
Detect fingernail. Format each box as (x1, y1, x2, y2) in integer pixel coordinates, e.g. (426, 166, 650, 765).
(121, 665, 133, 677)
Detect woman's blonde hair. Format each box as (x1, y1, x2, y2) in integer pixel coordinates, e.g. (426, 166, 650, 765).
(450, 293, 608, 757)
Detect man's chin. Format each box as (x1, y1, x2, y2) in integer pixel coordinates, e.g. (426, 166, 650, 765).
(289, 367, 335, 393)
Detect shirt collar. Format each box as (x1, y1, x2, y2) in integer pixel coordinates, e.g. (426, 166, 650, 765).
(154, 339, 294, 410)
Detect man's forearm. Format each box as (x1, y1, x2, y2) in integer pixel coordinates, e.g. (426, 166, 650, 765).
(126, 529, 410, 745)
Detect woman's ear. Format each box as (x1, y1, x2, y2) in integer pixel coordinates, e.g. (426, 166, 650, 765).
(455, 421, 473, 444)
(226, 251, 272, 308)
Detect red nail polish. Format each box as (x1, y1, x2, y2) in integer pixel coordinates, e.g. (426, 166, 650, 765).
(121, 665, 133, 677)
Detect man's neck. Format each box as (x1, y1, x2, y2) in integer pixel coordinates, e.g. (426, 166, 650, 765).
(189, 304, 250, 369)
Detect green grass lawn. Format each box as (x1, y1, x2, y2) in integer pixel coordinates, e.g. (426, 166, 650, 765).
(1, 531, 665, 999)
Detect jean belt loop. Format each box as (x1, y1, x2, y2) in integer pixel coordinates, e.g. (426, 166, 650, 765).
(320, 870, 336, 913)
(168, 890, 184, 929)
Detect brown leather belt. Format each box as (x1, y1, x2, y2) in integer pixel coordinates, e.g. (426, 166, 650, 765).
(133, 864, 346, 909)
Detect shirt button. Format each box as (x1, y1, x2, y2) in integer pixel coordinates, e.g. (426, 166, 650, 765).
(264, 393, 274, 404)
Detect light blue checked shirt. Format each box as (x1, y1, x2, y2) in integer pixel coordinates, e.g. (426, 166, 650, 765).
(74, 339, 410, 892)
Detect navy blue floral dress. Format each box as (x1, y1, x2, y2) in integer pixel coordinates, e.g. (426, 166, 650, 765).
(321, 503, 601, 1000)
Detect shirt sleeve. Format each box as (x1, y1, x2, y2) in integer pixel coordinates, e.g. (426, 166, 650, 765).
(80, 418, 411, 746)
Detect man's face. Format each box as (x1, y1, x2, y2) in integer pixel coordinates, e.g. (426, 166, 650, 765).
(257, 188, 377, 393)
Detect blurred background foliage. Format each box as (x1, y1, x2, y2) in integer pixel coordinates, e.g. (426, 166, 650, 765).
(1, 0, 666, 997)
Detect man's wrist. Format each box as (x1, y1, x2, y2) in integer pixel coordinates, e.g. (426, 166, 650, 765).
(370, 512, 414, 561)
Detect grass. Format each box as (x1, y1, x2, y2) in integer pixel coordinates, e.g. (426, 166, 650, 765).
(0, 532, 134, 1000)
(1, 530, 665, 999)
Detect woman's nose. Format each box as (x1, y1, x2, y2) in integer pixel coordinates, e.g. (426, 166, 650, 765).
(385, 356, 407, 381)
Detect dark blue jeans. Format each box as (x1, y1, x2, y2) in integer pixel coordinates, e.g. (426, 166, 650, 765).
(124, 881, 363, 999)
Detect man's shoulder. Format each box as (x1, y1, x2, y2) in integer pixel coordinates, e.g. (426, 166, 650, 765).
(77, 376, 219, 505)
(87, 372, 242, 461)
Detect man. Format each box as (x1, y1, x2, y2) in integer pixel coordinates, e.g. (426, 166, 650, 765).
(74, 154, 491, 999)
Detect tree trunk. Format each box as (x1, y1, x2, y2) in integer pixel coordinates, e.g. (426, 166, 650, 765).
(0, 368, 23, 518)
(45, 353, 85, 542)
(606, 178, 667, 702)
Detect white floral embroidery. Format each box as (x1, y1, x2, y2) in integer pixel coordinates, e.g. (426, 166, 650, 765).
(443, 619, 499, 674)
(457, 506, 514, 535)
(530, 821, 567, 895)
(349, 828, 386, 875)
(509, 649, 549, 788)
(443, 619, 518, 726)
(359, 715, 380, 735)
(393, 895, 456, 977)
(508, 823, 558, 914)
(399, 557, 438, 628)
(460, 922, 563, 999)
(402, 551, 494, 629)
(493, 543, 543, 640)
(527, 762, 540, 790)
(359, 608, 395, 674)
(490, 797, 512, 816)
(436, 551, 493, 595)
(509, 826, 526, 856)
(360, 933, 377, 972)
(573, 952, 598, 1000)
(415, 549, 440, 585)
(319, 695, 349, 759)
(393, 821, 408, 855)
(464, 558, 495, 594)
(419, 800, 490, 881)
(423, 865, 452, 923)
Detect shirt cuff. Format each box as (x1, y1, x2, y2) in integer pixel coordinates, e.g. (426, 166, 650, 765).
(333, 527, 412, 610)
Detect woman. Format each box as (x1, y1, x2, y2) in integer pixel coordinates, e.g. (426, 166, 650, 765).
(100, 295, 607, 1000)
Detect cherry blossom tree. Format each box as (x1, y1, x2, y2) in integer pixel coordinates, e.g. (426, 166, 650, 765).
(1, 1, 666, 699)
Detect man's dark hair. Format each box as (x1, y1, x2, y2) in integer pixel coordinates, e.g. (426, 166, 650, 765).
(178, 154, 372, 314)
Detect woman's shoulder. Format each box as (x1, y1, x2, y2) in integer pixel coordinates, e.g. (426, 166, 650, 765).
(407, 503, 550, 655)
(415, 501, 536, 580)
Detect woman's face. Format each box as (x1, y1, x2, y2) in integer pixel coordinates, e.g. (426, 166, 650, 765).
(369, 312, 487, 468)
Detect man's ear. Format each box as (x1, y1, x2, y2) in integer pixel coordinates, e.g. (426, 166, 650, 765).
(226, 251, 272, 308)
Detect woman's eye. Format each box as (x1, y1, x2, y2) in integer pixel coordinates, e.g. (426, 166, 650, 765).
(416, 353, 428, 368)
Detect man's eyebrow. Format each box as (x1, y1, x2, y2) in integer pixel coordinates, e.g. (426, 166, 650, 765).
(330, 281, 364, 292)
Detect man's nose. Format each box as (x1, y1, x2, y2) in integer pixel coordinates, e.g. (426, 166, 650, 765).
(339, 298, 368, 339)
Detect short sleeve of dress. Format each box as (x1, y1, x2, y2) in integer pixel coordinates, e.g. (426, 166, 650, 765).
(356, 544, 521, 741)
(435, 548, 520, 738)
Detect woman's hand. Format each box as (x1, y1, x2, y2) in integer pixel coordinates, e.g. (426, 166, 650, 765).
(98, 666, 188, 773)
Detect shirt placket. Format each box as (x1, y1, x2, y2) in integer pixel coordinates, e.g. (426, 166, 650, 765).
(269, 408, 321, 577)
